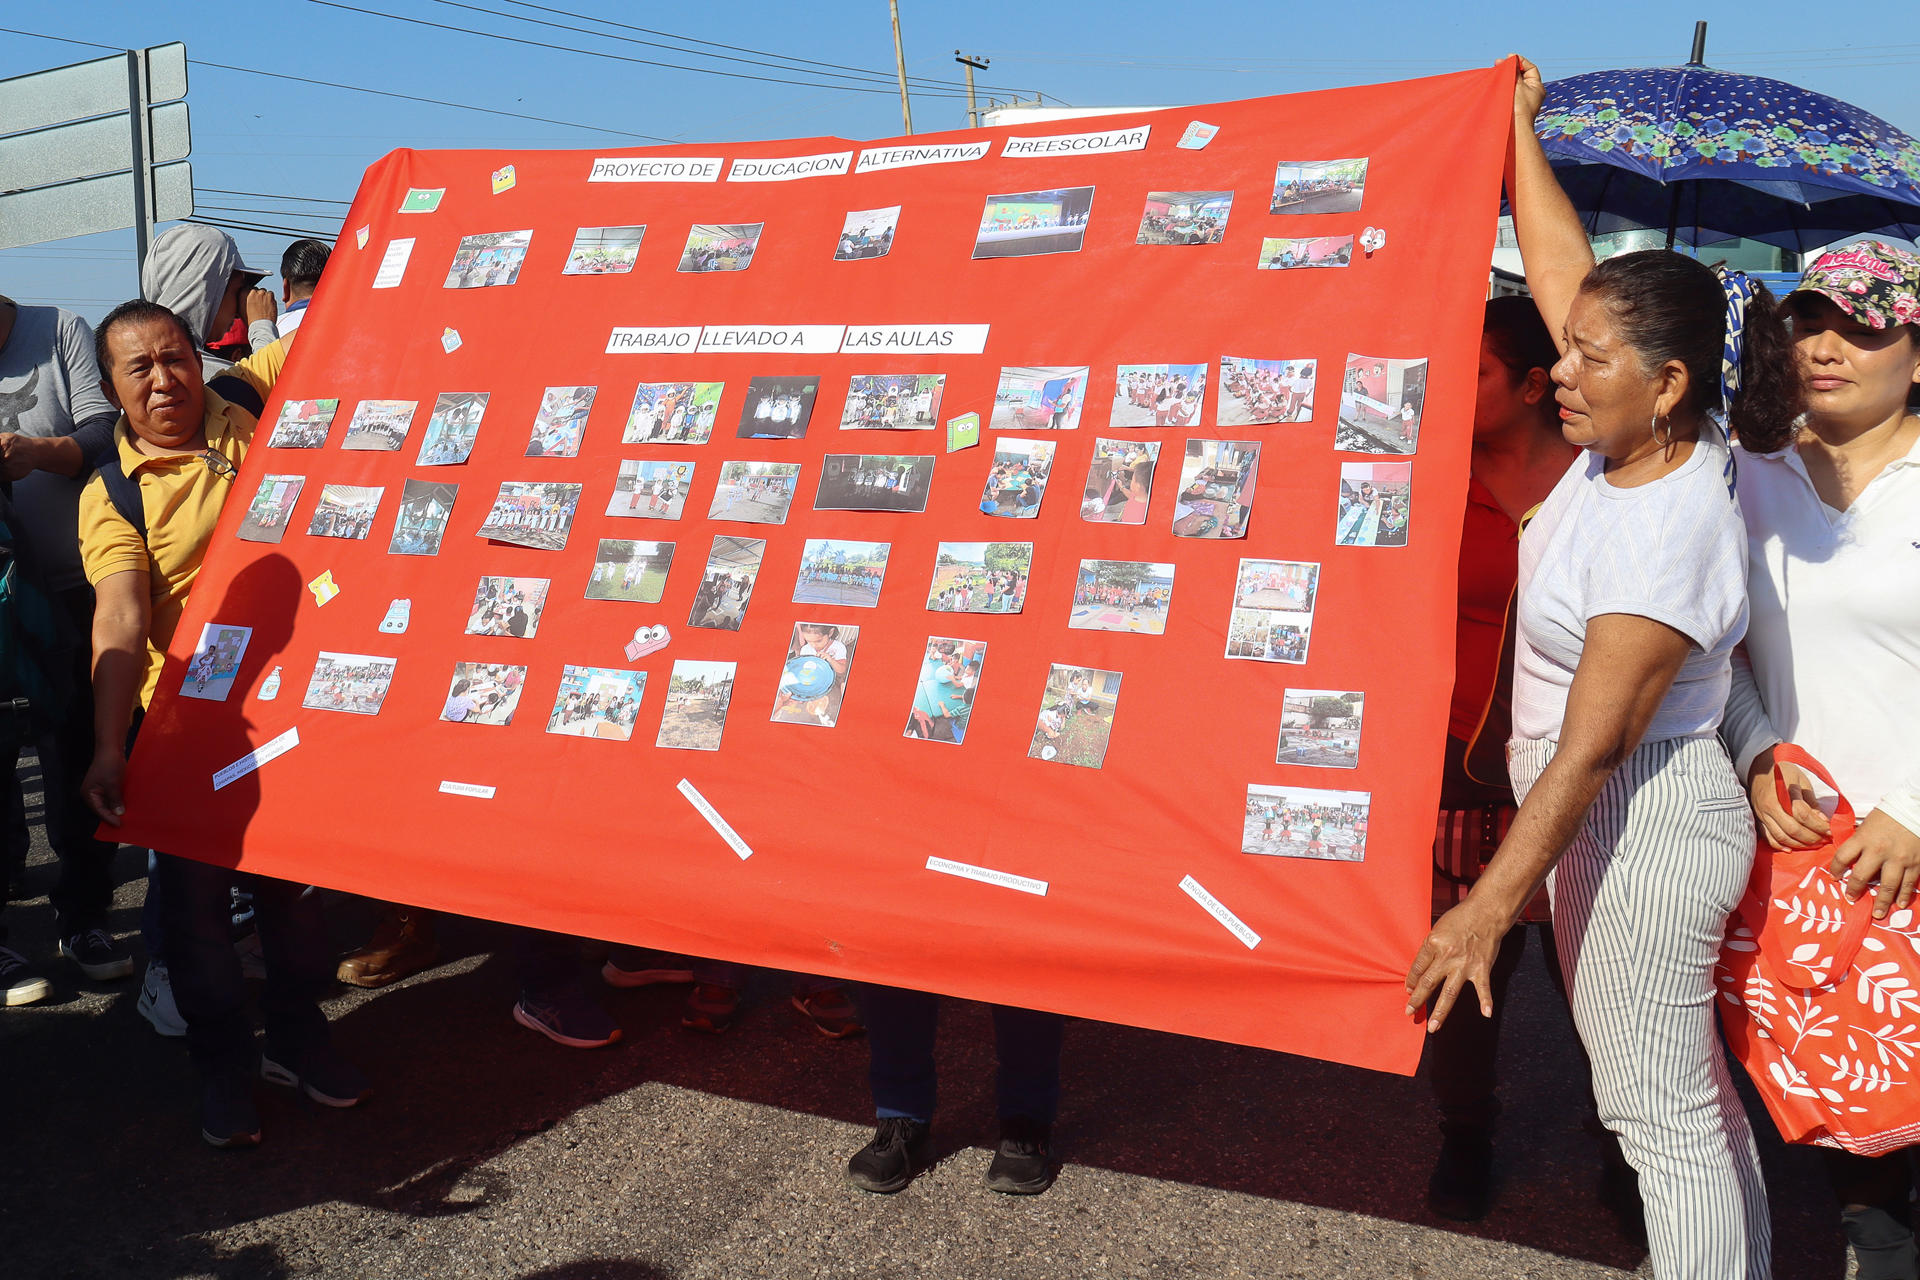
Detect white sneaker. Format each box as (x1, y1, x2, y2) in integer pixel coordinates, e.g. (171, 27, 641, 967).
(137, 961, 187, 1037)
(0, 945, 49, 1007)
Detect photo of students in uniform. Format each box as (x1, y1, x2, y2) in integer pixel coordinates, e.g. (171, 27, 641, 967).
(978, 438, 1055, 518)
(301, 651, 397, 716)
(547, 666, 646, 740)
(1136, 191, 1232, 245)
(1336, 354, 1427, 454)
(840, 374, 944, 430)
(1269, 159, 1368, 214)
(416, 391, 489, 466)
(625, 381, 721, 445)
(465, 575, 549, 638)
(1069, 560, 1173, 635)
(237, 475, 305, 543)
(989, 366, 1085, 431)
(1226, 611, 1312, 664)
(476, 481, 582, 551)
(686, 536, 765, 631)
(835, 206, 899, 260)
(306, 483, 383, 540)
(1080, 438, 1158, 525)
(1027, 664, 1122, 769)
(1277, 689, 1364, 768)
(771, 622, 859, 728)
(525, 385, 596, 457)
(180, 623, 251, 702)
(1220, 357, 1316, 426)
(707, 460, 801, 524)
(904, 637, 985, 744)
(1225, 557, 1318, 664)
(607, 460, 693, 520)
(926, 541, 1030, 614)
(562, 224, 644, 275)
(440, 662, 527, 726)
(973, 186, 1094, 259)
(444, 229, 533, 288)
(341, 399, 416, 451)
(266, 398, 338, 449)
(1257, 235, 1354, 269)
(1112, 364, 1206, 427)
(1173, 439, 1258, 539)
(793, 538, 889, 607)
(1242, 784, 1370, 861)
(735, 376, 818, 440)
(678, 223, 763, 273)
(585, 539, 674, 603)
(814, 454, 934, 513)
(1336, 461, 1412, 547)
(657, 660, 737, 751)
(389, 479, 458, 556)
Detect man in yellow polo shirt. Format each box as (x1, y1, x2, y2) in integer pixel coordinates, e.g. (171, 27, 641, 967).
(76, 298, 363, 1148)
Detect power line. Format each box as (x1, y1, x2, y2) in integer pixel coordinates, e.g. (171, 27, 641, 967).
(197, 188, 354, 208)
(187, 216, 341, 241)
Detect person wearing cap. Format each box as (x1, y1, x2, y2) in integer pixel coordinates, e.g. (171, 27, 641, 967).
(1720, 239, 1920, 1280)
(139, 224, 287, 420)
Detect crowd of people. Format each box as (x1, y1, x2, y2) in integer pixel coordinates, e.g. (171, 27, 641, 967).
(1222, 358, 1315, 423)
(625, 383, 717, 444)
(927, 564, 1026, 614)
(1114, 368, 1203, 426)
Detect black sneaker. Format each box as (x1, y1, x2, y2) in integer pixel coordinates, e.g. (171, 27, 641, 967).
(261, 1043, 370, 1108)
(985, 1115, 1055, 1195)
(60, 928, 134, 981)
(0, 945, 49, 1007)
(1427, 1131, 1495, 1221)
(200, 1073, 262, 1149)
(1843, 1205, 1919, 1280)
(846, 1117, 932, 1193)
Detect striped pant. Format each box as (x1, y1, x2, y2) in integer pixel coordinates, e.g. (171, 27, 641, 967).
(1510, 735, 1770, 1280)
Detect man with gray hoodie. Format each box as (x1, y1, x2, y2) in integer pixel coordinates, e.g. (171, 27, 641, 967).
(139, 224, 285, 418)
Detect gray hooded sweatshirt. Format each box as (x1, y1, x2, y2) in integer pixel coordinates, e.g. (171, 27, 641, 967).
(139, 223, 276, 376)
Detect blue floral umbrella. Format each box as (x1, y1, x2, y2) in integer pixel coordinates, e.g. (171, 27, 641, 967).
(1537, 65, 1920, 250)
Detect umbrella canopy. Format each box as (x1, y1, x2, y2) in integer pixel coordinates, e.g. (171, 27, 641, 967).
(1537, 65, 1920, 250)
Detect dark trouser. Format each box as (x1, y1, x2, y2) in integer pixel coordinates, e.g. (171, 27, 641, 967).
(858, 984, 1064, 1125)
(1826, 1148, 1914, 1220)
(516, 927, 585, 999)
(693, 957, 837, 998)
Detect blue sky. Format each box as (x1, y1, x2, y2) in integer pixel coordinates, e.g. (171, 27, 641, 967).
(4, 0, 1916, 322)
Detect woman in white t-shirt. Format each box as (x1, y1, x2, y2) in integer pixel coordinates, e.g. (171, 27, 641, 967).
(1407, 59, 1802, 1280)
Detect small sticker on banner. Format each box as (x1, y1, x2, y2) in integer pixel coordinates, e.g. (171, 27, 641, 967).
(1180, 874, 1260, 949)
(625, 624, 670, 662)
(926, 856, 1047, 896)
(213, 727, 299, 791)
(306, 570, 340, 607)
(400, 187, 444, 213)
(439, 780, 496, 799)
(379, 599, 411, 634)
(372, 238, 413, 288)
(1178, 121, 1220, 150)
(945, 412, 980, 453)
(678, 778, 751, 859)
(441, 327, 462, 353)
(257, 665, 283, 701)
(354, 225, 370, 250)
(491, 164, 517, 194)
(1360, 226, 1387, 257)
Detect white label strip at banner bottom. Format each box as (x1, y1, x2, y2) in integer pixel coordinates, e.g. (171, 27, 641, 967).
(1179, 875, 1261, 949)
(439, 780, 496, 799)
(212, 727, 299, 791)
(678, 778, 752, 859)
(925, 856, 1049, 897)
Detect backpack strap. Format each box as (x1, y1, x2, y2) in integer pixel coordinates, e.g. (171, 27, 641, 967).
(206, 372, 264, 419)
(94, 447, 148, 546)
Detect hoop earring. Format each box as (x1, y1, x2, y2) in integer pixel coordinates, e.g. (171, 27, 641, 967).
(1652, 413, 1673, 449)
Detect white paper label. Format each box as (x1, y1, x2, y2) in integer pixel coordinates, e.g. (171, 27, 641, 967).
(438, 780, 496, 799)
(606, 326, 704, 354)
(855, 140, 992, 173)
(588, 156, 723, 183)
(925, 856, 1048, 896)
(727, 150, 852, 182)
(213, 727, 299, 791)
(1179, 875, 1261, 949)
(698, 324, 845, 355)
(678, 779, 752, 859)
(840, 324, 991, 355)
(372, 238, 414, 289)
(1003, 123, 1151, 158)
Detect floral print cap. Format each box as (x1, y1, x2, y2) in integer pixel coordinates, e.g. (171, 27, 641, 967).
(1791, 240, 1920, 329)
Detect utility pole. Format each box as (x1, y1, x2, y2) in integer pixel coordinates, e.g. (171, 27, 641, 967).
(955, 51, 990, 129)
(125, 47, 156, 282)
(888, 0, 913, 135)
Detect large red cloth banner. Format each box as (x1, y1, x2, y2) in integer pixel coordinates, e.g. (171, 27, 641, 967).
(118, 66, 1514, 1075)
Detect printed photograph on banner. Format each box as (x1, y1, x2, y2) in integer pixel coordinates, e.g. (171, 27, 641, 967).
(416, 391, 489, 465)
(444, 229, 533, 288)
(341, 399, 416, 451)
(1243, 784, 1370, 861)
(1220, 357, 1317, 426)
(1069, 560, 1174, 635)
(687, 536, 765, 631)
(440, 662, 527, 727)
(1027, 664, 1122, 769)
(586, 539, 674, 603)
(237, 475, 305, 543)
(841, 374, 945, 430)
(547, 666, 647, 740)
(1226, 558, 1319, 664)
(1172, 439, 1258, 539)
(302, 651, 397, 716)
(678, 223, 763, 273)
(465, 575, 549, 638)
(835, 206, 899, 260)
(708, 460, 801, 524)
(1257, 235, 1354, 269)
(1278, 689, 1365, 768)
(979, 438, 1055, 518)
(735, 376, 818, 439)
(180, 623, 251, 702)
(990, 366, 1086, 431)
(1226, 609, 1312, 664)
(1081, 438, 1159, 524)
(793, 538, 889, 607)
(476, 481, 582, 551)
(562, 225, 644, 275)
(926, 541, 1030, 614)
(389, 479, 458, 556)
(657, 660, 737, 751)
(625, 381, 721, 445)
(904, 636, 986, 744)
(265, 398, 338, 449)
(1336, 461, 1412, 547)
(606, 459, 693, 520)
(1337, 354, 1428, 454)
(973, 186, 1094, 259)
(1270, 159, 1368, 214)
(306, 483, 383, 540)
(815, 454, 935, 513)
(525, 385, 597, 457)
(772, 622, 860, 728)
(1136, 191, 1232, 245)
(1112, 364, 1206, 428)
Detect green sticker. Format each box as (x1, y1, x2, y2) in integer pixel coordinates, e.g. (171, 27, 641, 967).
(400, 188, 445, 213)
(945, 411, 980, 453)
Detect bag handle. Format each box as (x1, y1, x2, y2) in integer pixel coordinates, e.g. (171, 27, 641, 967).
(1768, 744, 1872, 984)
(1770, 743, 1857, 846)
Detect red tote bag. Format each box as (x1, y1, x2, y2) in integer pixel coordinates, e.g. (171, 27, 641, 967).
(1716, 745, 1920, 1156)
